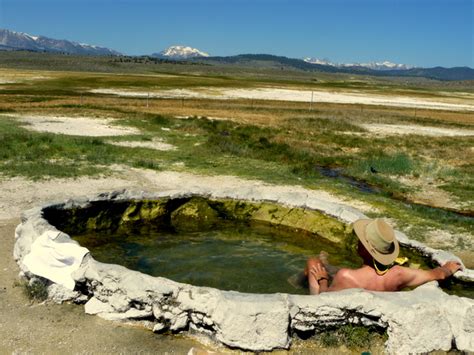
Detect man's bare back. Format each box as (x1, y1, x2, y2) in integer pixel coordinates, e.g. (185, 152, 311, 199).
(305, 218, 463, 295)
(307, 253, 462, 295)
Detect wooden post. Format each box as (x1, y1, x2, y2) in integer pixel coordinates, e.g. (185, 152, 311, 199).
(309, 91, 314, 111)
(146, 92, 149, 108)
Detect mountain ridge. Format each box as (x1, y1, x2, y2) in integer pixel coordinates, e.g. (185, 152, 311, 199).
(194, 54, 474, 81)
(0, 28, 121, 56)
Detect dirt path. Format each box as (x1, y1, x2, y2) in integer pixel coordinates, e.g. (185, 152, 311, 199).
(0, 219, 208, 354)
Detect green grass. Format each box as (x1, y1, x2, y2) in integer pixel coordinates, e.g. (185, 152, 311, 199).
(0, 116, 164, 179)
(354, 152, 415, 176)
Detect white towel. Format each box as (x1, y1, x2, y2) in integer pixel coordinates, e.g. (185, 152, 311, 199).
(23, 230, 90, 290)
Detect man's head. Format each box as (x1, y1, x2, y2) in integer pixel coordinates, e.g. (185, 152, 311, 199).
(353, 218, 399, 266)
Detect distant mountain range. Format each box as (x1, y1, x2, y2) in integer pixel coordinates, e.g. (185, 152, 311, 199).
(196, 54, 474, 81)
(153, 46, 474, 80)
(0, 29, 121, 56)
(303, 57, 413, 71)
(154, 46, 413, 71)
(1, 29, 473, 81)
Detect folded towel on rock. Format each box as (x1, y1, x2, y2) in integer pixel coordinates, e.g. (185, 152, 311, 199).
(23, 230, 90, 290)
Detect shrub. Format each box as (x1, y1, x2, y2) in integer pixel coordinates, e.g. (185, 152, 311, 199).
(15, 279, 49, 302)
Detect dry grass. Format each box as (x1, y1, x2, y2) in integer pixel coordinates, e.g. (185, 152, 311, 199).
(2, 94, 473, 128)
(0, 67, 473, 127)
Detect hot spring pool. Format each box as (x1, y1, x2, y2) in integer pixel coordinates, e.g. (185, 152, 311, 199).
(72, 222, 362, 295)
(16, 191, 474, 352)
(44, 196, 472, 298)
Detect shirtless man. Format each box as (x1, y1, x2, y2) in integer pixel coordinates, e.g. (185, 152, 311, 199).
(306, 218, 463, 295)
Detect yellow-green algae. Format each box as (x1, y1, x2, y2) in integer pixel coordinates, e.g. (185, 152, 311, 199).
(209, 199, 351, 244)
(121, 200, 169, 226)
(171, 197, 219, 232)
(45, 196, 353, 246)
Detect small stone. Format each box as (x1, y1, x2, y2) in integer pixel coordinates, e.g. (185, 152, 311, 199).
(153, 322, 166, 333)
(84, 297, 114, 315)
(170, 313, 188, 331)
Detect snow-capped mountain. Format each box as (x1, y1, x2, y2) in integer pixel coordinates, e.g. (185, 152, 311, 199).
(153, 45, 210, 59)
(347, 61, 414, 70)
(304, 57, 413, 71)
(0, 29, 121, 56)
(302, 57, 334, 66)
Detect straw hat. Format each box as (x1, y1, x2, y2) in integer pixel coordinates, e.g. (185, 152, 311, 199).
(353, 218, 399, 265)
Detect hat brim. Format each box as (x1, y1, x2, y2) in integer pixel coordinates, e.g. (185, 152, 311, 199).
(353, 219, 399, 265)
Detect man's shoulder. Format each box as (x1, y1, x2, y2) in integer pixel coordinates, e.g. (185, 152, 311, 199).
(334, 268, 359, 283)
(389, 265, 407, 276)
(335, 267, 355, 276)
(330, 268, 360, 291)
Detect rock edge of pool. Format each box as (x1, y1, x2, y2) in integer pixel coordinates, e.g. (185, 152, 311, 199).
(14, 189, 474, 354)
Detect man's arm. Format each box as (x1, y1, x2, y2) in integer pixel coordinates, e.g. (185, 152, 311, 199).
(396, 261, 462, 289)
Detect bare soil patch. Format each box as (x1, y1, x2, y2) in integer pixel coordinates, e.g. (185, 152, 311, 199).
(11, 114, 141, 137)
(360, 123, 474, 137)
(400, 178, 464, 210)
(107, 138, 176, 151)
(90, 87, 474, 112)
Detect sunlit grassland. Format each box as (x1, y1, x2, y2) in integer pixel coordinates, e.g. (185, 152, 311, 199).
(0, 63, 473, 251)
(1, 110, 472, 242)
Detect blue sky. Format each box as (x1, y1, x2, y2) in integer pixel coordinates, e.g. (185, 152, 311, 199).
(0, 0, 472, 67)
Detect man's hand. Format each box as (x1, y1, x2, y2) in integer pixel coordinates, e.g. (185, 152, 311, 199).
(310, 262, 328, 282)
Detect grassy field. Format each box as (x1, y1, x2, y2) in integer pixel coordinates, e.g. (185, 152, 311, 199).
(0, 52, 473, 256)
